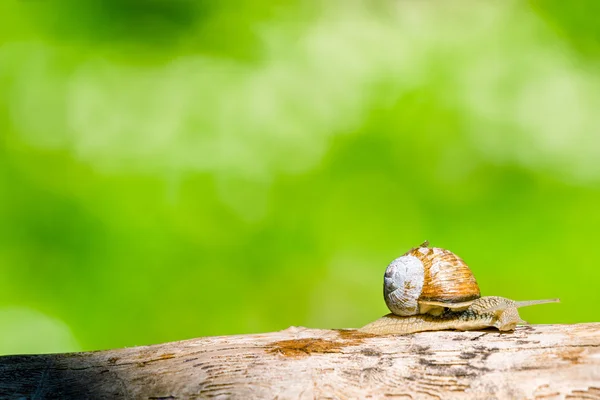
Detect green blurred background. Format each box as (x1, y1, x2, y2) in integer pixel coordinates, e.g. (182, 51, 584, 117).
(1, 0, 599, 355)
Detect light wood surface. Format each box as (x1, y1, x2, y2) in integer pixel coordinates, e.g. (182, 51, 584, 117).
(1, 323, 599, 399)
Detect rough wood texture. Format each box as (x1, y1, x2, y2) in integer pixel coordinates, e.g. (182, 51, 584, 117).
(1, 324, 599, 399)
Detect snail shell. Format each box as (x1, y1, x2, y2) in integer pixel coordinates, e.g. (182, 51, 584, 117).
(384, 241, 480, 316)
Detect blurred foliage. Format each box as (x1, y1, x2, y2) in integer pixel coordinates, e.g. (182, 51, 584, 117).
(1, 0, 600, 354)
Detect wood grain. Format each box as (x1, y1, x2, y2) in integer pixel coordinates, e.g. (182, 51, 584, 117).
(1, 323, 599, 399)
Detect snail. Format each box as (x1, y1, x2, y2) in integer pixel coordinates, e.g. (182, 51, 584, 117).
(359, 241, 559, 335)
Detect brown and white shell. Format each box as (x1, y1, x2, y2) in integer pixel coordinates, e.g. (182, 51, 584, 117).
(384, 241, 480, 316)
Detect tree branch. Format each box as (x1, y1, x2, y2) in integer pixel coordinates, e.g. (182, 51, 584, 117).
(1, 323, 599, 399)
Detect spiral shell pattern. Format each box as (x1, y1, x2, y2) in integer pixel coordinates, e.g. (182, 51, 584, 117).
(384, 242, 480, 316)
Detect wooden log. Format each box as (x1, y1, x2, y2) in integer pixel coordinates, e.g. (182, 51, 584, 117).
(0, 323, 599, 399)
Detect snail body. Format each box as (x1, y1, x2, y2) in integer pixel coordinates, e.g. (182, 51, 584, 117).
(359, 296, 559, 335)
(364, 242, 559, 335)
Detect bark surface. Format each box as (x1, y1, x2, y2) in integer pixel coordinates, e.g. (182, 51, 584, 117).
(1, 323, 599, 399)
